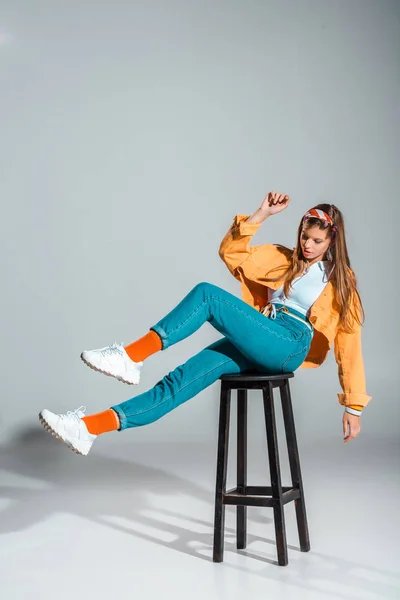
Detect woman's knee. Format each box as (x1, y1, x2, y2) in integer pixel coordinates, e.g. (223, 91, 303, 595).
(192, 281, 223, 297)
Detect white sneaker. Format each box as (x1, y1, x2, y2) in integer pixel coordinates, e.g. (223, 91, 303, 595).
(38, 406, 96, 456)
(80, 342, 142, 385)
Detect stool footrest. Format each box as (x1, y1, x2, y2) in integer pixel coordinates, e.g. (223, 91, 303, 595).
(223, 486, 300, 507)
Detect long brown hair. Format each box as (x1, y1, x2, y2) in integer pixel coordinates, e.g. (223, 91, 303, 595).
(265, 203, 365, 333)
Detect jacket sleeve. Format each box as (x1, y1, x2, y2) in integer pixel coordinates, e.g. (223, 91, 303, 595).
(333, 302, 372, 409)
(218, 214, 264, 280)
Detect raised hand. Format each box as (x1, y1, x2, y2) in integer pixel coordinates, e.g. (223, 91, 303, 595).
(259, 191, 290, 216)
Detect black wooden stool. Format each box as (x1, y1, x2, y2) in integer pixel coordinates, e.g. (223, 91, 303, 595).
(213, 372, 310, 566)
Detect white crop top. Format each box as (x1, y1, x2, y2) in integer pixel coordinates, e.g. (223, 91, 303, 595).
(269, 260, 331, 317)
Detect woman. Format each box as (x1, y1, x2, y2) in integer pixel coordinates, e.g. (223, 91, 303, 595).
(39, 192, 371, 455)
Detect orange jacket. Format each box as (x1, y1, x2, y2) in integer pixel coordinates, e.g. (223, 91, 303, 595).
(219, 214, 372, 409)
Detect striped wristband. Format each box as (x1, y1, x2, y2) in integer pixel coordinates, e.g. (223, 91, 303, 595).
(345, 406, 362, 416)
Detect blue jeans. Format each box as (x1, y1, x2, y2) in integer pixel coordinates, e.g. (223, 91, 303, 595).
(111, 282, 313, 431)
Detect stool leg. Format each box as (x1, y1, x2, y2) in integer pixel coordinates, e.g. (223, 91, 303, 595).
(263, 382, 288, 566)
(213, 385, 231, 563)
(237, 389, 247, 549)
(280, 379, 311, 552)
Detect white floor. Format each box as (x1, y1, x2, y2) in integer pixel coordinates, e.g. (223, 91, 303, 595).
(0, 430, 399, 600)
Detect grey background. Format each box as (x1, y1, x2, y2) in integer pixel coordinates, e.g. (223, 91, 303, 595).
(1, 0, 399, 448)
(1, 2, 400, 599)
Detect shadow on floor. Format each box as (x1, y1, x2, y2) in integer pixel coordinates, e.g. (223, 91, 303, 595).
(0, 426, 398, 599)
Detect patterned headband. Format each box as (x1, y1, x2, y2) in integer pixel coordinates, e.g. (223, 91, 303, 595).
(303, 208, 338, 232)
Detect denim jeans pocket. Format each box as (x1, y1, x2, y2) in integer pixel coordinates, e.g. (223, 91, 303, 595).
(279, 313, 310, 342)
(281, 338, 312, 373)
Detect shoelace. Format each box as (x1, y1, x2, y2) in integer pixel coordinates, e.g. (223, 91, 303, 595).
(63, 405, 86, 421)
(99, 342, 124, 356)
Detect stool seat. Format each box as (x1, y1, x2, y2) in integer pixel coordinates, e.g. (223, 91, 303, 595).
(213, 370, 310, 566)
(220, 371, 294, 382)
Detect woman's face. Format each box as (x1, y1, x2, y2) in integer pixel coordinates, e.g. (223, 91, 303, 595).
(300, 225, 332, 262)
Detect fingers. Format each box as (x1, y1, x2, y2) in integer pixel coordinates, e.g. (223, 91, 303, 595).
(268, 191, 290, 206)
(342, 413, 361, 443)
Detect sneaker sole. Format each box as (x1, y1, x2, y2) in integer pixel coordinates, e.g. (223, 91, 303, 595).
(80, 353, 139, 385)
(38, 412, 88, 456)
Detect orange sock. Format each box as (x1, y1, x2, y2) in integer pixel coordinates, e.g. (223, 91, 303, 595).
(82, 409, 119, 435)
(124, 330, 163, 362)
